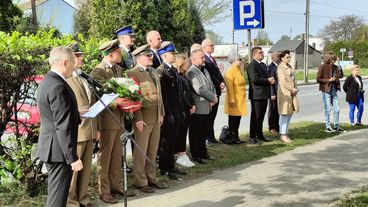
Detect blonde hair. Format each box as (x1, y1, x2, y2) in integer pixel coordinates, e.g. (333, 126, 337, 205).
(349, 64, 360, 71)
(173, 54, 189, 74)
(49, 46, 74, 66)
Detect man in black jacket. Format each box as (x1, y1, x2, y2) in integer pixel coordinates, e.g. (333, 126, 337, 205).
(202, 38, 225, 144)
(37, 46, 83, 207)
(247, 47, 275, 144)
(156, 41, 185, 180)
(267, 52, 280, 134)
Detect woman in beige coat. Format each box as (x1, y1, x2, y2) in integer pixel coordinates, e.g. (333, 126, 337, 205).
(224, 53, 247, 144)
(277, 50, 299, 143)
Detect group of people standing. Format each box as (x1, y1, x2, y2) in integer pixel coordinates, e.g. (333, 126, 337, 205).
(35, 23, 365, 207)
(36, 25, 227, 207)
(223, 47, 299, 145)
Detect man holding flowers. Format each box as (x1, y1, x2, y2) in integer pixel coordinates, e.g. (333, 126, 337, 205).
(90, 39, 135, 204)
(127, 44, 167, 193)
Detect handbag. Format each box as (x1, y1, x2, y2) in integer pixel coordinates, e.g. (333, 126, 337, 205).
(219, 125, 235, 144)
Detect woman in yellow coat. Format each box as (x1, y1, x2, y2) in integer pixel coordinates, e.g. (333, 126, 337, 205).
(224, 53, 247, 144)
(277, 50, 299, 143)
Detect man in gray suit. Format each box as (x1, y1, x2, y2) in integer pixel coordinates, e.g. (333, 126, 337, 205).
(37, 46, 83, 207)
(186, 50, 218, 165)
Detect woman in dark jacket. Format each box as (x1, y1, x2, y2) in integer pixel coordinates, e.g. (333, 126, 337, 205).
(343, 65, 364, 126)
(173, 54, 196, 167)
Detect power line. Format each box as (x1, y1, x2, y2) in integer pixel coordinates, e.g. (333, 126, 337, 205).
(311, 0, 368, 15)
(267, 10, 338, 19)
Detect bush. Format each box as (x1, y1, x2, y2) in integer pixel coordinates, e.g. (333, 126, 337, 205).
(0, 29, 105, 196)
(327, 40, 368, 68)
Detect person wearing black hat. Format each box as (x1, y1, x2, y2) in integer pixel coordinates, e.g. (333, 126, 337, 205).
(156, 41, 186, 180)
(66, 42, 98, 207)
(127, 44, 167, 193)
(90, 39, 135, 203)
(116, 25, 136, 70)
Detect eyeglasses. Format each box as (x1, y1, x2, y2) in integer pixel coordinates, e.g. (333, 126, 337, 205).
(208, 44, 215, 47)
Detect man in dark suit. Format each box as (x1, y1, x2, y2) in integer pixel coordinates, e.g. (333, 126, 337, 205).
(36, 46, 83, 207)
(187, 50, 218, 164)
(146, 30, 162, 69)
(201, 38, 225, 144)
(247, 47, 275, 144)
(156, 41, 185, 180)
(268, 52, 281, 134)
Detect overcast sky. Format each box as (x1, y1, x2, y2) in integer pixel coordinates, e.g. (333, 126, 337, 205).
(206, 0, 368, 44)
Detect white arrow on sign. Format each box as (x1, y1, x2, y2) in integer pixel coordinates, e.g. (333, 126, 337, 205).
(246, 19, 260, 27)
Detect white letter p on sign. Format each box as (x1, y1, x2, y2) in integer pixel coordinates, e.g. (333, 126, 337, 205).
(239, 1, 255, 26)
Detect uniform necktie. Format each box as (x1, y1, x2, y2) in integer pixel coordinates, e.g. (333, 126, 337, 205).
(146, 68, 157, 86)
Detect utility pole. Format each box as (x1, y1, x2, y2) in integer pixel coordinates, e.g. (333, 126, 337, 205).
(247, 29, 251, 63)
(31, 0, 38, 31)
(303, 0, 310, 83)
(231, 8, 235, 44)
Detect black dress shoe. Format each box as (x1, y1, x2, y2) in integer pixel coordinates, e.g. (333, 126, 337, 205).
(192, 157, 207, 164)
(172, 168, 187, 175)
(233, 138, 245, 144)
(208, 138, 219, 144)
(249, 137, 261, 145)
(258, 136, 272, 142)
(161, 171, 181, 180)
(202, 154, 215, 161)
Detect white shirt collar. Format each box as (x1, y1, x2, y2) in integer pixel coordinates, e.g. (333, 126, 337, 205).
(164, 62, 172, 69)
(273, 61, 278, 66)
(51, 69, 65, 80)
(119, 45, 130, 53)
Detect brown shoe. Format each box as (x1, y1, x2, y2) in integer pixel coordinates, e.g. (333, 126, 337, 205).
(99, 194, 117, 203)
(136, 185, 155, 193)
(149, 182, 168, 189)
(111, 189, 136, 197)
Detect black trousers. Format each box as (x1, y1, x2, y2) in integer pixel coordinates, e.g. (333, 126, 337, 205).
(268, 99, 280, 132)
(207, 96, 220, 141)
(176, 112, 190, 153)
(249, 99, 268, 138)
(228, 115, 241, 134)
(189, 114, 210, 158)
(158, 116, 181, 172)
(45, 162, 72, 207)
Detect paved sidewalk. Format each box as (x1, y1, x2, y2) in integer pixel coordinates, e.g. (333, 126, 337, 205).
(113, 129, 368, 207)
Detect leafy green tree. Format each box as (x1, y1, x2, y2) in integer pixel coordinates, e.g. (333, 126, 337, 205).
(206, 30, 223, 44)
(189, 0, 231, 25)
(0, 0, 22, 32)
(255, 30, 273, 45)
(318, 15, 364, 42)
(188, 0, 206, 47)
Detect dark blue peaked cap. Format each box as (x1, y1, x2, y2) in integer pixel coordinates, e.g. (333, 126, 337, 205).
(157, 42, 177, 56)
(115, 25, 135, 37)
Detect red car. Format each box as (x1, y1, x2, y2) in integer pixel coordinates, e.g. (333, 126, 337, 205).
(5, 75, 43, 135)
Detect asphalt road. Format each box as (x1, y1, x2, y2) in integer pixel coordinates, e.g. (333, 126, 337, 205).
(214, 79, 368, 136)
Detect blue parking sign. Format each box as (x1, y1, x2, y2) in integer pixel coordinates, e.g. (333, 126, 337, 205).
(233, 0, 264, 30)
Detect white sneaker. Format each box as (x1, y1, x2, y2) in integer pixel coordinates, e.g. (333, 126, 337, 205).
(182, 154, 195, 167)
(176, 155, 194, 168)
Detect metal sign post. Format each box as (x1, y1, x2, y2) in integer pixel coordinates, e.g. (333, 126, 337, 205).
(233, 0, 265, 62)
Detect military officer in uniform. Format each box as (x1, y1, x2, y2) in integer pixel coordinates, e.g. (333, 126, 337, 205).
(156, 41, 186, 180)
(127, 44, 167, 193)
(66, 42, 98, 207)
(116, 25, 136, 70)
(90, 39, 135, 204)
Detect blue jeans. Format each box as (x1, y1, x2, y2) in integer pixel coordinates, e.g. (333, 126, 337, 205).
(349, 92, 364, 124)
(279, 115, 292, 135)
(322, 88, 340, 129)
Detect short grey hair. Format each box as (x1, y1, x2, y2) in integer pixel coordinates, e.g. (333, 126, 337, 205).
(49, 46, 74, 66)
(227, 53, 241, 64)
